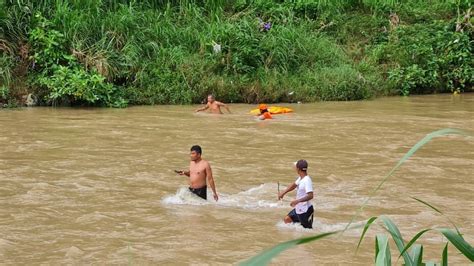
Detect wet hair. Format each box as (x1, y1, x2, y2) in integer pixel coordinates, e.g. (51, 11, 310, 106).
(260, 108, 269, 114)
(190, 145, 202, 155)
(207, 94, 214, 99)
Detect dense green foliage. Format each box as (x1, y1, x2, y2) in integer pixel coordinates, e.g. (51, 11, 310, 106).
(0, 0, 472, 107)
(379, 21, 473, 96)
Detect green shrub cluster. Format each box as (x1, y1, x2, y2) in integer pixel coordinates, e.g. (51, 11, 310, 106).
(371, 21, 473, 95)
(26, 13, 127, 107)
(0, 0, 472, 107)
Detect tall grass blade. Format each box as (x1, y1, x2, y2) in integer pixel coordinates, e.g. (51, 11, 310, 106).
(357, 216, 378, 251)
(441, 243, 448, 266)
(344, 128, 472, 232)
(439, 228, 474, 261)
(410, 244, 423, 265)
(240, 231, 339, 266)
(412, 197, 462, 236)
(375, 234, 391, 266)
(380, 216, 414, 266)
(412, 197, 442, 213)
(398, 229, 432, 260)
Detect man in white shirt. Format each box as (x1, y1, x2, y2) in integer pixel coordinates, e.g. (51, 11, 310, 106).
(278, 159, 314, 229)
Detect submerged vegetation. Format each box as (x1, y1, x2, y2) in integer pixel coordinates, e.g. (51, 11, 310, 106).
(0, 0, 472, 107)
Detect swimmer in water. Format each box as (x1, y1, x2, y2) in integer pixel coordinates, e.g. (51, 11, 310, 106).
(258, 104, 272, 120)
(195, 94, 231, 114)
(176, 145, 218, 201)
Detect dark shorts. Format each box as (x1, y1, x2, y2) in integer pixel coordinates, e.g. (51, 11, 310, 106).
(189, 186, 207, 200)
(288, 205, 314, 229)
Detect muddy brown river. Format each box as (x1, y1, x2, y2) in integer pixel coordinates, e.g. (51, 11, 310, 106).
(0, 94, 473, 264)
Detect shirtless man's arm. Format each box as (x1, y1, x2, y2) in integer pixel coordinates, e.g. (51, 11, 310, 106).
(216, 101, 231, 114)
(177, 170, 190, 177)
(195, 103, 210, 112)
(205, 162, 218, 201)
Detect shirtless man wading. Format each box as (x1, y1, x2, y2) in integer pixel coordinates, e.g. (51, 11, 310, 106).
(176, 145, 218, 201)
(195, 95, 231, 114)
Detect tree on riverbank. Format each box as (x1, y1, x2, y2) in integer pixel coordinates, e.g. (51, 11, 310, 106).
(0, 0, 472, 107)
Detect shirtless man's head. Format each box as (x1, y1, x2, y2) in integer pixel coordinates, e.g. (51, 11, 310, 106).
(207, 95, 215, 104)
(190, 145, 202, 162)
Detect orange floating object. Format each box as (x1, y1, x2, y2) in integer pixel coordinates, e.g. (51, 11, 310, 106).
(250, 106, 293, 115)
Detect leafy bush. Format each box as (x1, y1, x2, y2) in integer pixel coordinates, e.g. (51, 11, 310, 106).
(373, 21, 473, 95)
(0, 54, 20, 107)
(36, 66, 123, 107)
(311, 65, 373, 100)
(0, 85, 9, 100)
(0, 53, 14, 86)
(26, 13, 126, 107)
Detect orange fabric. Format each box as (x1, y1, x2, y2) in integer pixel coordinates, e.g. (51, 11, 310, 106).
(263, 112, 272, 119)
(250, 106, 293, 115)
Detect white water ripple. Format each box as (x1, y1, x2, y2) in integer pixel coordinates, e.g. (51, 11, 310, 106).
(162, 183, 287, 209)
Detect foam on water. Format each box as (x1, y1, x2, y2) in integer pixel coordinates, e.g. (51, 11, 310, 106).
(276, 219, 366, 234)
(162, 183, 287, 209)
(64, 246, 85, 258)
(163, 185, 371, 235)
(162, 187, 210, 206)
(276, 221, 314, 233)
(218, 183, 286, 209)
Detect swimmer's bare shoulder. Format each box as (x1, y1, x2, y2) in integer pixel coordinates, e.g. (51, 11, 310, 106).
(215, 101, 231, 114)
(202, 159, 210, 168)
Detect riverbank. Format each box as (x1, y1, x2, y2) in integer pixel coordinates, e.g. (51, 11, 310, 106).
(1, 1, 472, 107)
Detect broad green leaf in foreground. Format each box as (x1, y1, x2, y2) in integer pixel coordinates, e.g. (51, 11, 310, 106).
(375, 234, 391, 266)
(441, 243, 448, 266)
(439, 228, 474, 261)
(380, 216, 414, 266)
(412, 196, 461, 235)
(240, 231, 339, 266)
(357, 216, 378, 251)
(410, 244, 423, 265)
(398, 228, 432, 260)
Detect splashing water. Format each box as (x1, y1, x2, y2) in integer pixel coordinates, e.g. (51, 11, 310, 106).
(162, 183, 287, 209)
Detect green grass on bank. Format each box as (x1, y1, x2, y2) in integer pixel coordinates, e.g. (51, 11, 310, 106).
(0, 0, 472, 107)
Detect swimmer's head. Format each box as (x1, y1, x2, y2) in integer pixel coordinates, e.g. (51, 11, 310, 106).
(207, 94, 215, 103)
(259, 104, 269, 114)
(190, 145, 202, 161)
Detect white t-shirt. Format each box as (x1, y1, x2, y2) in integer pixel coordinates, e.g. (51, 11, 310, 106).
(294, 175, 313, 214)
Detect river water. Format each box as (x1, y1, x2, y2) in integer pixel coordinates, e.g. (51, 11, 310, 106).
(0, 94, 473, 265)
